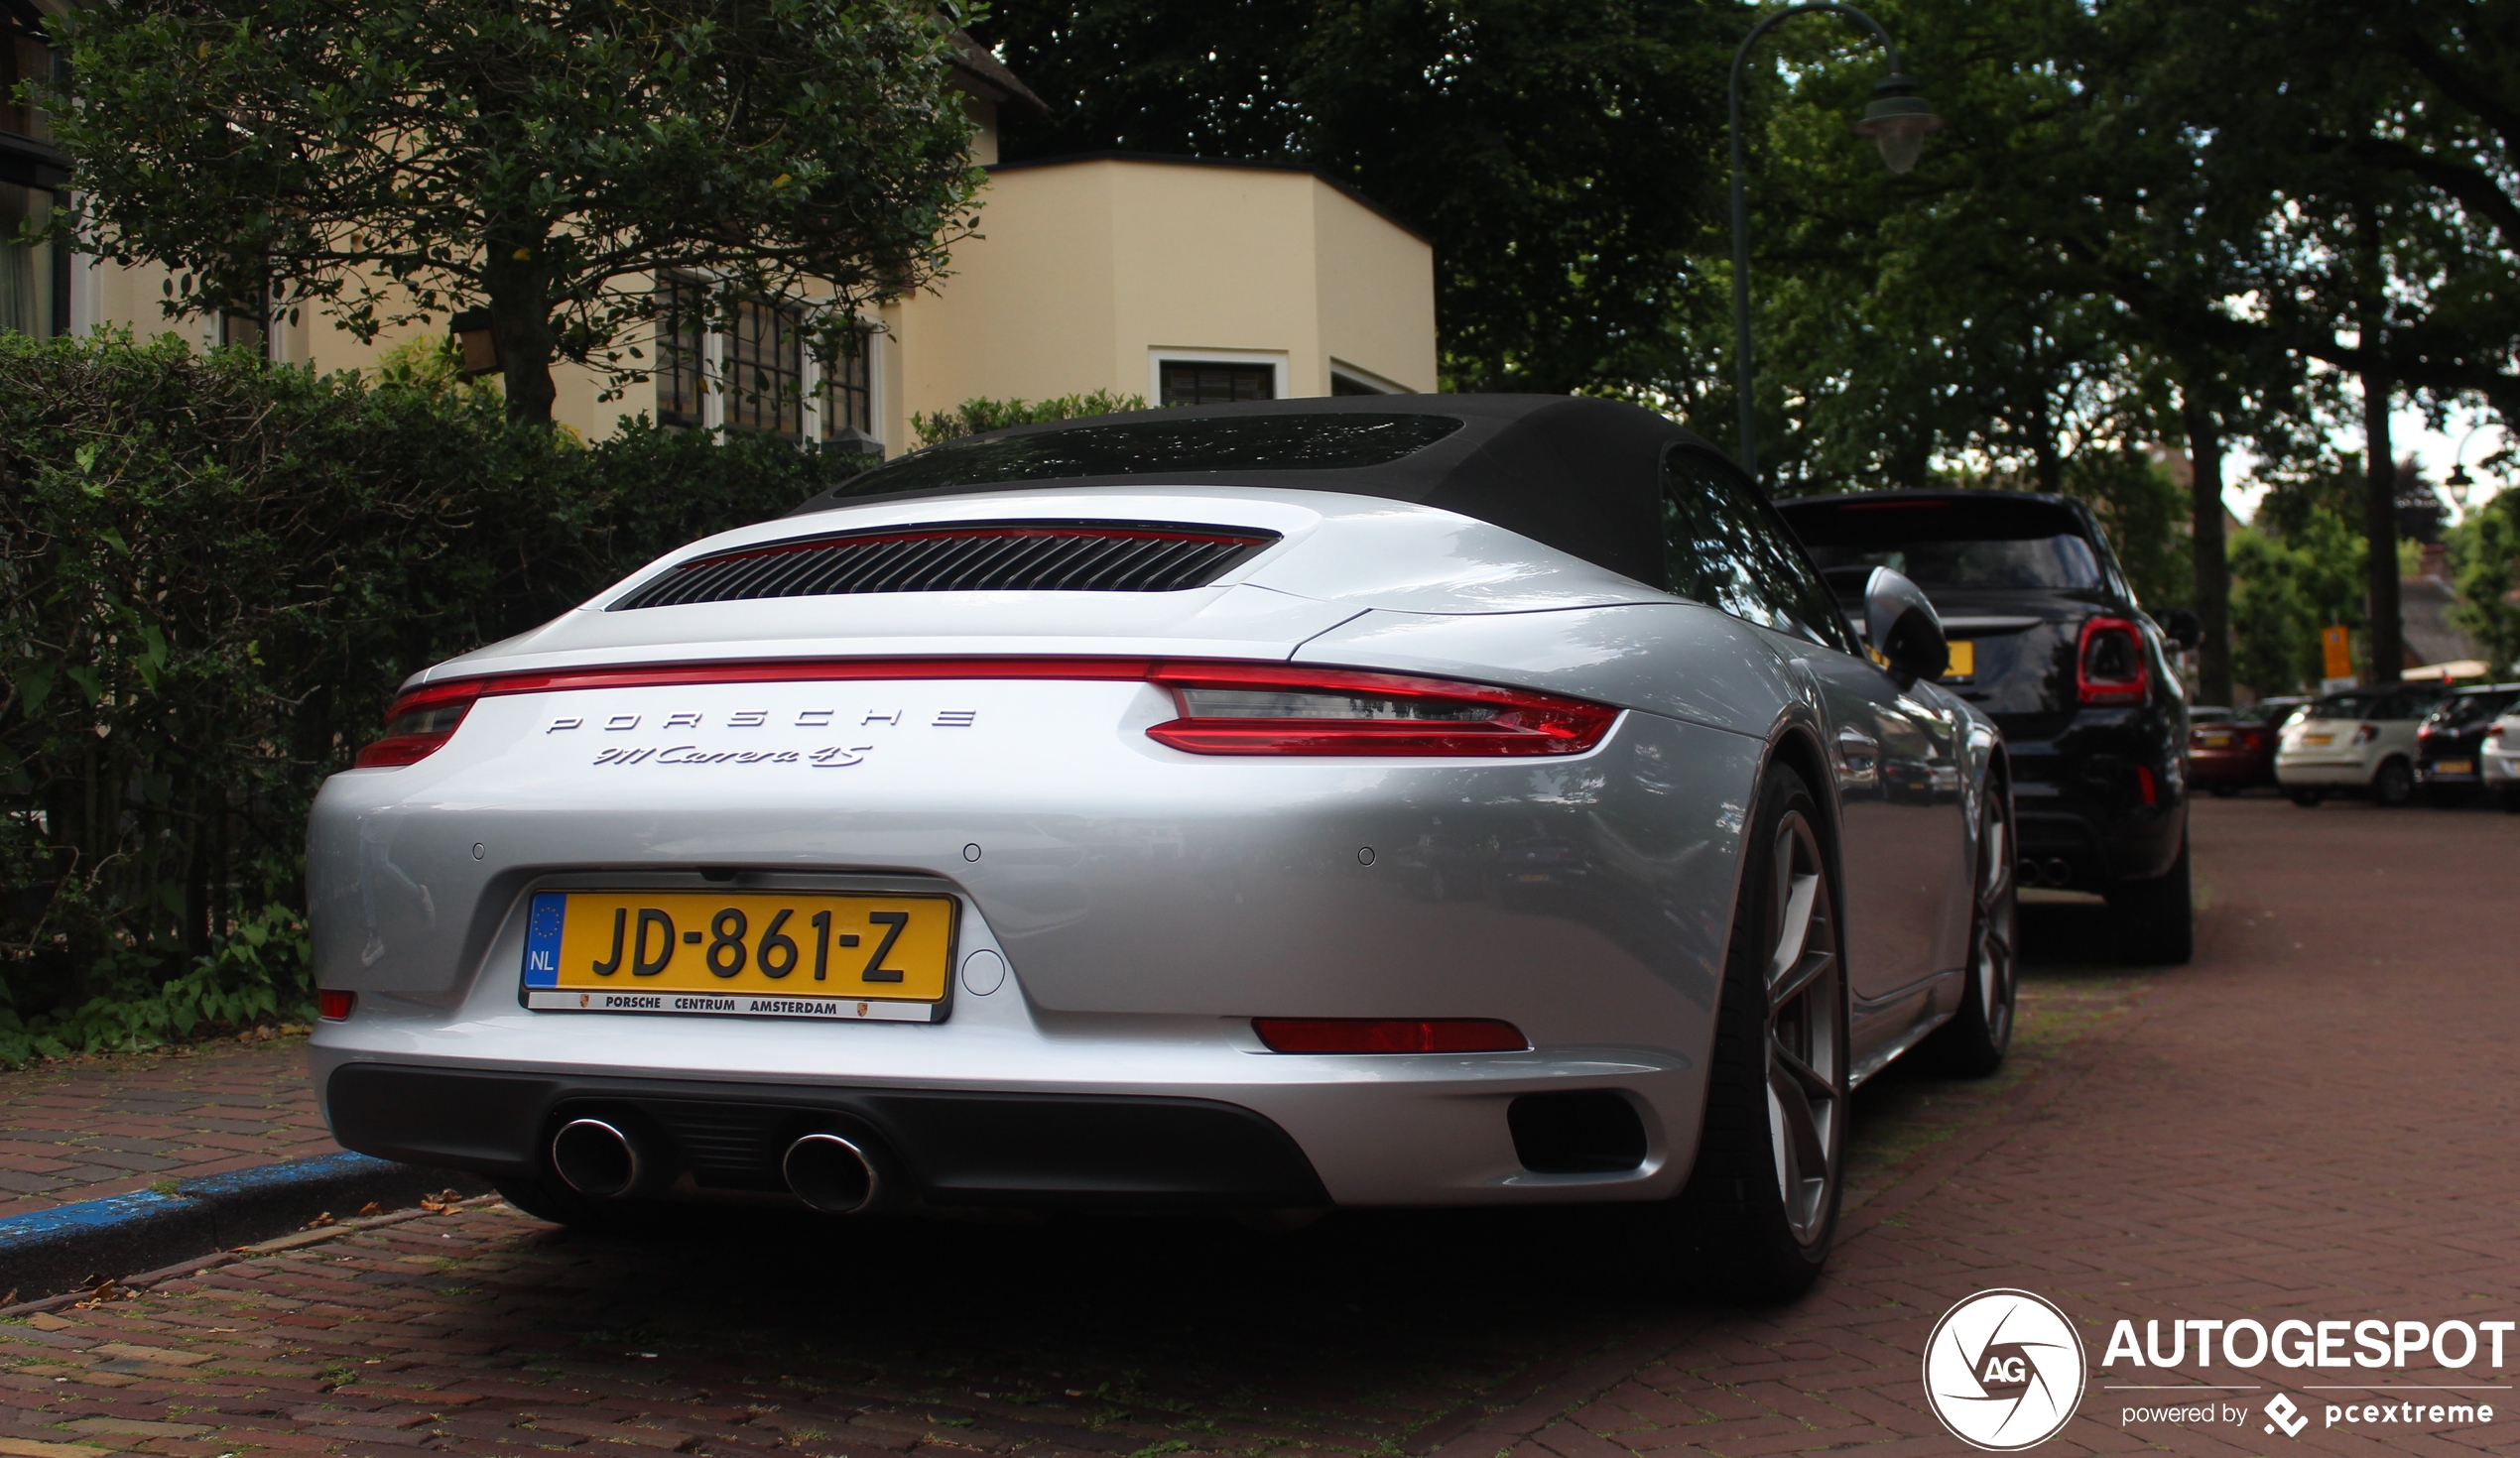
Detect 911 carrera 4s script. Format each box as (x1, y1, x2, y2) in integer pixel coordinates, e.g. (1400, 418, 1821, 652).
(518, 891, 956, 1022)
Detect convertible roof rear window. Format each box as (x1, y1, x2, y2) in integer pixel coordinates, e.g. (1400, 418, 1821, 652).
(825, 413, 1465, 500)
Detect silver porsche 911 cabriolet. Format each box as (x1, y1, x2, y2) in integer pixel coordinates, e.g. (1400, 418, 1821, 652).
(309, 395, 2013, 1297)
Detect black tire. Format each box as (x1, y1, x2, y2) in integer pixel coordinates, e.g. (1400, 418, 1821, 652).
(2372, 758, 2415, 806)
(1661, 762, 1848, 1301)
(1921, 778, 2018, 1077)
(2289, 788, 2325, 807)
(2504, 788, 2520, 815)
(2105, 829, 2194, 965)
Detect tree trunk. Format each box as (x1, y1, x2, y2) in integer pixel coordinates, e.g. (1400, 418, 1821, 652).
(2183, 389, 2233, 705)
(2361, 371, 2402, 686)
(483, 234, 559, 427)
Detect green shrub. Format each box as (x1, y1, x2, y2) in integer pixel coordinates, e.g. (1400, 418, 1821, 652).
(911, 391, 1149, 448)
(0, 329, 864, 1060)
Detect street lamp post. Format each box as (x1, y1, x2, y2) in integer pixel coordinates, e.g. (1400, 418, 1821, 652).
(2443, 423, 2502, 523)
(1728, 4, 1940, 480)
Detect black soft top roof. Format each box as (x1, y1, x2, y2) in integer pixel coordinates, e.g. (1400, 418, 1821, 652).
(788, 395, 1708, 587)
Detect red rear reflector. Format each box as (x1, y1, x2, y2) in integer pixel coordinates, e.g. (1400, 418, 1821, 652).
(2076, 617, 2149, 705)
(2136, 765, 2157, 806)
(1252, 1018, 1529, 1053)
(1146, 663, 1615, 757)
(317, 989, 355, 1021)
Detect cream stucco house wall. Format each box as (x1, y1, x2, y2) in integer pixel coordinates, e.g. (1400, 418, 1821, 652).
(4, 10, 1437, 455)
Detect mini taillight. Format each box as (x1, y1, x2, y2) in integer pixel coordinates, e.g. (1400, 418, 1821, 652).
(1145, 664, 1615, 757)
(2077, 618, 2149, 705)
(354, 682, 478, 768)
(2352, 722, 2380, 746)
(317, 989, 355, 1021)
(1252, 1018, 1529, 1053)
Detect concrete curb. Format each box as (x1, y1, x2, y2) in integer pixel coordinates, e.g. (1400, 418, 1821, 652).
(0, 1152, 489, 1303)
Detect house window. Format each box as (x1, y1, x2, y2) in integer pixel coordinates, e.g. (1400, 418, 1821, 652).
(654, 273, 708, 428)
(1161, 360, 1274, 406)
(3, 9, 57, 144)
(822, 326, 874, 441)
(219, 307, 267, 357)
(727, 297, 804, 441)
(0, 181, 58, 338)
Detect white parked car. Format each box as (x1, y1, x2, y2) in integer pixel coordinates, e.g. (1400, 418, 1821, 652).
(2483, 708, 2520, 812)
(2275, 685, 2448, 806)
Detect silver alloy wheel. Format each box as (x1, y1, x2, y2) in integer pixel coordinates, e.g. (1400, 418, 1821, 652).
(1763, 807, 1843, 1248)
(1975, 796, 2018, 1048)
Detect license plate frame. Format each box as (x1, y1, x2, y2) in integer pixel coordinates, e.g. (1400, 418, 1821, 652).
(519, 888, 959, 1024)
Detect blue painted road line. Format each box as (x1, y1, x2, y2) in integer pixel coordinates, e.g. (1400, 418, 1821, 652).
(0, 1150, 485, 1303)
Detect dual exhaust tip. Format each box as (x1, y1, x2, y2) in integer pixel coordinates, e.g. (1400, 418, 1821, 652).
(2016, 856, 2077, 889)
(549, 1117, 885, 1215)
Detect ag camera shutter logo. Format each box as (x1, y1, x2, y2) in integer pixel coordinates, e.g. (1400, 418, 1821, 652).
(1923, 1289, 2087, 1450)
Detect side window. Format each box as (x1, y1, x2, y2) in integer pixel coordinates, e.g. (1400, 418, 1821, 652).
(1662, 449, 1852, 652)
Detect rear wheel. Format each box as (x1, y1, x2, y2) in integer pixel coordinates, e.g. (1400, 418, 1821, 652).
(2504, 788, 2520, 815)
(1662, 763, 1847, 1301)
(2289, 788, 2325, 807)
(1922, 779, 2017, 1076)
(2372, 758, 2414, 806)
(2105, 830, 2193, 965)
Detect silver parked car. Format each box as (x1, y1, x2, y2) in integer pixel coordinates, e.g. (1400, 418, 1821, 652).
(307, 398, 2014, 1297)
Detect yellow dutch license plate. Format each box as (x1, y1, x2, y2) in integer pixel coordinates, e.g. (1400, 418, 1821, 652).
(520, 891, 956, 1023)
(1941, 639, 1975, 679)
(2302, 733, 2333, 746)
(2202, 733, 2233, 748)
(2437, 759, 2475, 776)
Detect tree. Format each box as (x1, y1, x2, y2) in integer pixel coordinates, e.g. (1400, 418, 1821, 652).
(41, 0, 985, 425)
(981, 0, 1733, 394)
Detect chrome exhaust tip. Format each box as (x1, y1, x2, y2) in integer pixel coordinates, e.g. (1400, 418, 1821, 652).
(551, 1117, 644, 1199)
(784, 1132, 883, 1215)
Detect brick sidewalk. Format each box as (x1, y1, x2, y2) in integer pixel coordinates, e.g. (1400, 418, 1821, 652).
(0, 1035, 337, 1213)
(2, 795, 2512, 1456)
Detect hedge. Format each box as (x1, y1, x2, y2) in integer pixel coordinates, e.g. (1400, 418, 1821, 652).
(0, 330, 867, 1060)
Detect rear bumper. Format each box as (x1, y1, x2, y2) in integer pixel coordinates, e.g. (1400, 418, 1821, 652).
(324, 1062, 1331, 1209)
(2276, 757, 2373, 788)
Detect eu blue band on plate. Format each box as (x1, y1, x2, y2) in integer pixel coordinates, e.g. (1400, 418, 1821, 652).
(524, 892, 567, 987)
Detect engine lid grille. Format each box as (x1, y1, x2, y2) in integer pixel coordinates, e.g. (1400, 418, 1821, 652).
(611, 521, 1281, 610)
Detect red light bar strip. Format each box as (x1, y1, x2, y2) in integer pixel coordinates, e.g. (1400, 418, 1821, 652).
(392, 657, 1162, 716)
(1252, 1018, 1530, 1054)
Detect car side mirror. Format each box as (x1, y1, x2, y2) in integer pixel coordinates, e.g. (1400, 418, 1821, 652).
(2156, 607, 2204, 653)
(1863, 567, 1949, 684)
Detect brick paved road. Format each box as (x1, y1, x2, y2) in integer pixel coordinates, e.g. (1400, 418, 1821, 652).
(3, 795, 2514, 1456)
(0, 1034, 332, 1213)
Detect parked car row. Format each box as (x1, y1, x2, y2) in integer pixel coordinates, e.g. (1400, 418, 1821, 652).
(2191, 681, 2520, 809)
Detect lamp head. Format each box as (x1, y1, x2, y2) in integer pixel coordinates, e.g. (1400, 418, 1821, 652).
(2447, 463, 2473, 508)
(1853, 72, 1943, 174)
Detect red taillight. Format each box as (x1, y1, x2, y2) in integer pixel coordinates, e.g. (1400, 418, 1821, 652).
(2136, 765, 2157, 806)
(317, 989, 355, 1021)
(2352, 722, 2379, 746)
(1252, 1018, 1529, 1053)
(2077, 618, 2149, 705)
(350, 658, 1615, 763)
(354, 681, 479, 768)
(1145, 664, 1616, 757)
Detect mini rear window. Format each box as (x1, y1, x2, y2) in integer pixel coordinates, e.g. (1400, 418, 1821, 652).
(819, 413, 1465, 502)
(1781, 495, 2102, 592)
